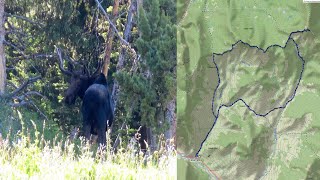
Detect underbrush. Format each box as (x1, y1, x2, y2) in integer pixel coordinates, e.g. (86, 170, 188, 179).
(0, 123, 176, 179)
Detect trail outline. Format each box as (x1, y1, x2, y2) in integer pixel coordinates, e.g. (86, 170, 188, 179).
(195, 29, 310, 157)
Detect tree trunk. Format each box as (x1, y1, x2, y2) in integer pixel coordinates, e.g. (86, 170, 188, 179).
(146, 127, 157, 152)
(112, 0, 137, 109)
(165, 98, 176, 146)
(102, 0, 119, 77)
(164, 99, 176, 138)
(0, 0, 5, 95)
(112, 0, 138, 150)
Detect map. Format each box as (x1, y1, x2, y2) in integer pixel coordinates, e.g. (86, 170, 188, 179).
(177, 0, 320, 179)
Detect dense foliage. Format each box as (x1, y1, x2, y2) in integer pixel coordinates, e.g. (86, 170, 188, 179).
(116, 0, 176, 133)
(4, 0, 116, 135)
(2, 0, 176, 144)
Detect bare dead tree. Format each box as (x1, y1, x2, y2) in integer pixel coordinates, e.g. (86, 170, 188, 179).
(102, 0, 119, 77)
(1, 7, 49, 120)
(0, 0, 5, 95)
(95, 0, 137, 58)
(112, 0, 138, 151)
(112, 0, 137, 108)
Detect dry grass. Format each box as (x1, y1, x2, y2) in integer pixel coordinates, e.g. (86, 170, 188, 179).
(0, 124, 176, 180)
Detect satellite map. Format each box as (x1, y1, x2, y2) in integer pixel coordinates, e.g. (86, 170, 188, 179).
(177, 0, 320, 179)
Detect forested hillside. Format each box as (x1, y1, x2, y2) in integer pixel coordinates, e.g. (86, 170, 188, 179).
(0, 0, 176, 178)
(0, 0, 176, 148)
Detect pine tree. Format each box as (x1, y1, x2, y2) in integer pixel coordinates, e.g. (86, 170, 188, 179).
(116, 0, 176, 134)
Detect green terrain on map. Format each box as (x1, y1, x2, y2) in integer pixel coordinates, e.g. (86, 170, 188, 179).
(177, 0, 320, 179)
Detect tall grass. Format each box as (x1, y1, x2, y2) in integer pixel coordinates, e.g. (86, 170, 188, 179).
(0, 121, 176, 179)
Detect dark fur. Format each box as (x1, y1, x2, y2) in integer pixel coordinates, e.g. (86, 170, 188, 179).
(81, 74, 114, 145)
(64, 72, 113, 146)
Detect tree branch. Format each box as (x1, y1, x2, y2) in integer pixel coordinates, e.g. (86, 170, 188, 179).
(4, 12, 44, 27)
(8, 54, 54, 61)
(5, 20, 28, 37)
(112, 121, 126, 151)
(9, 100, 30, 107)
(3, 40, 26, 57)
(10, 98, 48, 120)
(29, 100, 48, 120)
(25, 91, 46, 98)
(55, 46, 73, 76)
(95, 0, 137, 58)
(7, 81, 18, 89)
(8, 76, 41, 98)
